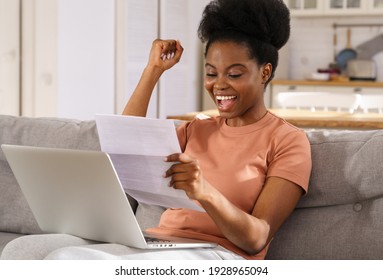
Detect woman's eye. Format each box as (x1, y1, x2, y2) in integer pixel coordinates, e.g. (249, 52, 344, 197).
(229, 74, 242, 78)
(206, 73, 217, 77)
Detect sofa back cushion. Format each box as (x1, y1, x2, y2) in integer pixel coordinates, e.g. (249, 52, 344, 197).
(267, 129, 383, 259)
(0, 115, 100, 234)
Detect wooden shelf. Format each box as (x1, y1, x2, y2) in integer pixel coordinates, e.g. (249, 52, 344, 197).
(271, 79, 383, 88)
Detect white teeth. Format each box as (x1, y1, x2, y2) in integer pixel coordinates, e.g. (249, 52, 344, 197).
(216, 95, 236, 101)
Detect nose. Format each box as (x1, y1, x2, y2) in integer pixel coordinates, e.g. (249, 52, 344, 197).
(213, 75, 228, 91)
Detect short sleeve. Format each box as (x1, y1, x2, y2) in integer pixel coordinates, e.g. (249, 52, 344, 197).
(175, 121, 190, 152)
(267, 130, 312, 193)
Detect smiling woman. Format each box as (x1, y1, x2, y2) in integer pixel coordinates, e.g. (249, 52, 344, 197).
(120, 0, 311, 260)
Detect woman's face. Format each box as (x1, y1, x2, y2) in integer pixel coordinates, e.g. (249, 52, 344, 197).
(204, 41, 271, 127)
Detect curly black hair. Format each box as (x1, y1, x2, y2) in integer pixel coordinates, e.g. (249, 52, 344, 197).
(197, 0, 290, 83)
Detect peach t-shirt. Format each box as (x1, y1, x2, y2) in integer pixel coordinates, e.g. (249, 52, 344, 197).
(147, 111, 312, 259)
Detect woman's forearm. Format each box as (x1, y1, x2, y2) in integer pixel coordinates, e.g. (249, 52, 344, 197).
(199, 186, 269, 255)
(122, 66, 163, 116)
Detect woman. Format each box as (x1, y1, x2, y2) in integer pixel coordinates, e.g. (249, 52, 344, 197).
(122, 0, 311, 260)
(2, 0, 311, 260)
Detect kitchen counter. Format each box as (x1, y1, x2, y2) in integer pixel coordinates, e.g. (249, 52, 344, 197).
(271, 79, 383, 88)
(168, 109, 383, 129)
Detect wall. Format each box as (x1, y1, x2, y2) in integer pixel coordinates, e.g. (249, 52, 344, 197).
(57, 0, 115, 119)
(20, 0, 115, 120)
(0, 0, 19, 115)
(286, 15, 383, 81)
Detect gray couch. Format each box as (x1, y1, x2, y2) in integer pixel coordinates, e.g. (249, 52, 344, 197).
(1, 114, 382, 259)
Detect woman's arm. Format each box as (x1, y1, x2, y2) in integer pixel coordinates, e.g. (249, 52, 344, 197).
(122, 39, 183, 116)
(203, 176, 303, 255)
(164, 153, 304, 255)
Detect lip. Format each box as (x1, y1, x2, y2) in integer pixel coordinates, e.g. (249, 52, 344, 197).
(214, 94, 237, 112)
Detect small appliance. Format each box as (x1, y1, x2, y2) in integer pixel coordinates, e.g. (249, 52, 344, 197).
(347, 59, 377, 81)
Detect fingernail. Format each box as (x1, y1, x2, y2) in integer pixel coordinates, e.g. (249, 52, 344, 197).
(171, 52, 175, 59)
(167, 53, 171, 60)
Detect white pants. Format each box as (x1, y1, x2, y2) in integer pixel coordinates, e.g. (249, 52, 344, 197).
(45, 243, 245, 260)
(1, 234, 244, 260)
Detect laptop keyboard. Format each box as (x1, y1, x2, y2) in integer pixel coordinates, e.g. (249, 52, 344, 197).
(145, 236, 171, 243)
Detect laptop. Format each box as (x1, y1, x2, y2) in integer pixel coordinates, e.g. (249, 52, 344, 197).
(1, 144, 216, 249)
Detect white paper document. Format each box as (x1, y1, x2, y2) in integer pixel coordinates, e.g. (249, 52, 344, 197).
(95, 114, 203, 212)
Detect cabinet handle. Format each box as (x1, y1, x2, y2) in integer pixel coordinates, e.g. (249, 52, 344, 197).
(288, 86, 296, 90)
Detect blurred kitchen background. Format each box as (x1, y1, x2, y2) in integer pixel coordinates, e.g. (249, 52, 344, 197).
(1, 0, 383, 120)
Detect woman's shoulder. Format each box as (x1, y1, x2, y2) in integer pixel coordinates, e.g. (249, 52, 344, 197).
(267, 111, 307, 136)
(264, 112, 310, 150)
(179, 115, 223, 130)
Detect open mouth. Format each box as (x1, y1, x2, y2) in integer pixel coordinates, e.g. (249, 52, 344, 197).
(216, 95, 237, 111)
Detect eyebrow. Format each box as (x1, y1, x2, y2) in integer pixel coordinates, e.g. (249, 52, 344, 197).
(205, 63, 246, 69)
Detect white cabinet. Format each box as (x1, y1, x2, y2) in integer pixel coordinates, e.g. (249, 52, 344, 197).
(324, 0, 367, 15)
(284, 0, 383, 15)
(271, 84, 317, 107)
(283, 0, 324, 16)
(367, 0, 383, 14)
(270, 81, 383, 110)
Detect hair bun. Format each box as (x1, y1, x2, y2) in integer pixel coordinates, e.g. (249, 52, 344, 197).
(198, 0, 290, 50)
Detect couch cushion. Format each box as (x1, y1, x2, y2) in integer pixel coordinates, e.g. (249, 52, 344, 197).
(0, 232, 24, 255)
(0, 115, 100, 234)
(267, 197, 383, 259)
(299, 129, 383, 208)
(267, 129, 383, 259)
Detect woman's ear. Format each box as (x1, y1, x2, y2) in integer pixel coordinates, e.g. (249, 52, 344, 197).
(261, 63, 272, 84)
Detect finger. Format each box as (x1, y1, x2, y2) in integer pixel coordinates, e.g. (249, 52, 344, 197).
(161, 51, 175, 61)
(164, 153, 181, 163)
(168, 169, 200, 186)
(164, 162, 201, 183)
(164, 153, 194, 163)
(170, 181, 190, 192)
(163, 161, 189, 178)
(160, 40, 183, 61)
(159, 40, 176, 57)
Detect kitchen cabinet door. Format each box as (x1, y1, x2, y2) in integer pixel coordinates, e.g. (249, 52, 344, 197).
(271, 84, 317, 108)
(324, 0, 368, 15)
(286, 0, 383, 15)
(310, 85, 383, 112)
(283, 0, 324, 16)
(367, 0, 383, 13)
